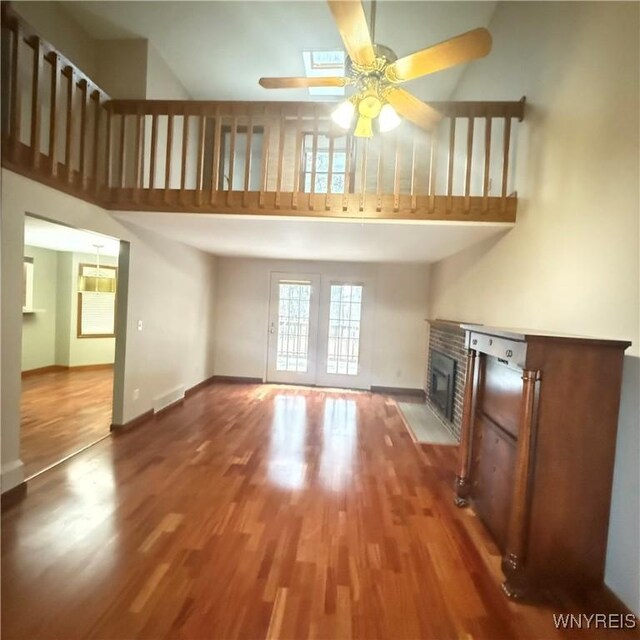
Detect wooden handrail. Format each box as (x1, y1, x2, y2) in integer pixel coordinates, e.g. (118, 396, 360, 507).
(1, 4, 525, 222)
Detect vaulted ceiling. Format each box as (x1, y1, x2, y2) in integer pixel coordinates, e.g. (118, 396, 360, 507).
(61, 1, 497, 102)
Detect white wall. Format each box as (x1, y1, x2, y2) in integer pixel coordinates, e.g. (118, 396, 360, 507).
(12, 1, 98, 79)
(1, 169, 218, 492)
(22, 246, 58, 371)
(213, 257, 430, 389)
(428, 2, 639, 613)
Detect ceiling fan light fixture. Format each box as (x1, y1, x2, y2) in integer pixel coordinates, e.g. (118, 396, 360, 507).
(331, 99, 356, 130)
(378, 103, 401, 132)
(354, 115, 373, 138)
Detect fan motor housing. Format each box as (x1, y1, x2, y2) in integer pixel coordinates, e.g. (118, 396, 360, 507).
(345, 43, 398, 77)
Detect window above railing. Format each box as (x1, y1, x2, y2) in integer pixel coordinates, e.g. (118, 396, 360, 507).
(1, 5, 525, 222)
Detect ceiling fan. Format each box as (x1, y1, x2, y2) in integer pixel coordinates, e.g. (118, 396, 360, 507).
(258, 0, 492, 137)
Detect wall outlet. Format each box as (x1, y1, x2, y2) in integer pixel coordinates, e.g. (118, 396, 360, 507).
(133, 388, 140, 401)
(137, 320, 143, 331)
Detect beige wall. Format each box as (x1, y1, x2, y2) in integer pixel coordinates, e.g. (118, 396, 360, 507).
(12, 1, 98, 78)
(213, 257, 430, 389)
(22, 246, 58, 371)
(428, 2, 639, 613)
(2, 169, 218, 493)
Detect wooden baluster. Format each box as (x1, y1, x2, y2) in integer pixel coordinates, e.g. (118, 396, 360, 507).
(78, 79, 88, 189)
(410, 135, 417, 213)
(454, 348, 479, 507)
(243, 114, 253, 207)
(226, 115, 237, 206)
(275, 111, 285, 209)
(292, 107, 302, 210)
(393, 131, 400, 213)
(118, 112, 126, 191)
(92, 93, 101, 194)
(104, 104, 112, 193)
(325, 133, 334, 212)
(501, 369, 541, 600)
(464, 117, 475, 213)
(9, 24, 22, 160)
(210, 107, 221, 205)
(483, 115, 492, 213)
(259, 108, 270, 208)
(309, 110, 318, 210)
(148, 113, 158, 201)
(501, 117, 512, 212)
(30, 36, 42, 169)
(359, 138, 368, 213)
(195, 113, 205, 206)
(164, 114, 173, 203)
(180, 112, 189, 201)
(446, 117, 456, 211)
(376, 136, 384, 212)
(65, 67, 75, 184)
(48, 52, 59, 176)
(342, 135, 352, 212)
(428, 127, 438, 213)
(133, 111, 143, 203)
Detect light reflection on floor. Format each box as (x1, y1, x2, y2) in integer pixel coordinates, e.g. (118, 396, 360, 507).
(267, 391, 359, 492)
(320, 397, 358, 491)
(268, 395, 308, 490)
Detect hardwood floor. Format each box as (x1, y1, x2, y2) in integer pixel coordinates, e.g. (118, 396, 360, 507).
(20, 367, 113, 478)
(2, 383, 636, 639)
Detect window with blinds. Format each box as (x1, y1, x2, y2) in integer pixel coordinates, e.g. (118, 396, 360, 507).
(77, 263, 117, 338)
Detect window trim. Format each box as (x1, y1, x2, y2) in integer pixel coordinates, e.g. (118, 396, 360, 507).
(299, 132, 356, 195)
(76, 262, 118, 339)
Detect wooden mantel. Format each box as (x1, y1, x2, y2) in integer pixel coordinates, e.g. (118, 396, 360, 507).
(0, 5, 525, 222)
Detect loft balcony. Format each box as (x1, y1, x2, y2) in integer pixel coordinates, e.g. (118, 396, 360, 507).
(1, 8, 525, 222)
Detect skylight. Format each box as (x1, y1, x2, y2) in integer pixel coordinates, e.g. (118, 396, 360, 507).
(302, 50, 345, 97)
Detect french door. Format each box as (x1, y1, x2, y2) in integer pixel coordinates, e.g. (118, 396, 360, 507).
(266, 273, 372, 389)
(266, 273, 321, 385)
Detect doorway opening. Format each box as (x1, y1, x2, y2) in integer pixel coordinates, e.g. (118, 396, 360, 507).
(21, 215, 122, 478)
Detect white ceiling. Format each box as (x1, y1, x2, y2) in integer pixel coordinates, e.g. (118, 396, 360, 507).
(61, 1, 497, 101)
(114, 212, 511, 263)
(25, 216, 120, 256)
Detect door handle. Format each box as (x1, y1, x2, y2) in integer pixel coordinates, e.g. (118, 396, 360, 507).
(269, 322, 275, 334)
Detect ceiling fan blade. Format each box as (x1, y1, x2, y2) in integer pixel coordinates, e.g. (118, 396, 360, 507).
(385, 28, 492, 83)
(327, 0, 376, 67)
(259, 76, 348, 89)
(385, 88, 442, 131)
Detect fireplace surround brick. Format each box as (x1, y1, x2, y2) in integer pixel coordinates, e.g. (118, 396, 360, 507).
(426, 320, 470, 441)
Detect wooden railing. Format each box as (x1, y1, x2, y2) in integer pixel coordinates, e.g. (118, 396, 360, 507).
(1, 6, 525, 222)
(1, 6, 111, 204)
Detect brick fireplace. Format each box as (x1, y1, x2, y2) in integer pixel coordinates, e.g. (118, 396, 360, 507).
(426, 320, 469, 441)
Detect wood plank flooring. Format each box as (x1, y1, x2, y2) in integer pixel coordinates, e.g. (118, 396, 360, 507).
(20, 367, 113, 478)
(2, 383, 636, 639)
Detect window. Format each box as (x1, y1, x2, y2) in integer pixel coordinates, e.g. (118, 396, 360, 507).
(327, 284, 363, 376)
(302, 50, 345, 96)
(276, 281, 311, 372)
(77, 263, 117, 338)
(303, 134, 348, 194)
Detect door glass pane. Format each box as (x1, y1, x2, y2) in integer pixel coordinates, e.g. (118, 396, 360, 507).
(277, 281, 311, 373)
(326, 284, 362, 376)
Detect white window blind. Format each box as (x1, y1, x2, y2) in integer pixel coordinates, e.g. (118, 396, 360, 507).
(80, 291, 116, 336)
(78, 264, 117, 337)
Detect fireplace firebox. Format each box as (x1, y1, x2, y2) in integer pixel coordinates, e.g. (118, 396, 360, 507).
(430, 350, 457, 421)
